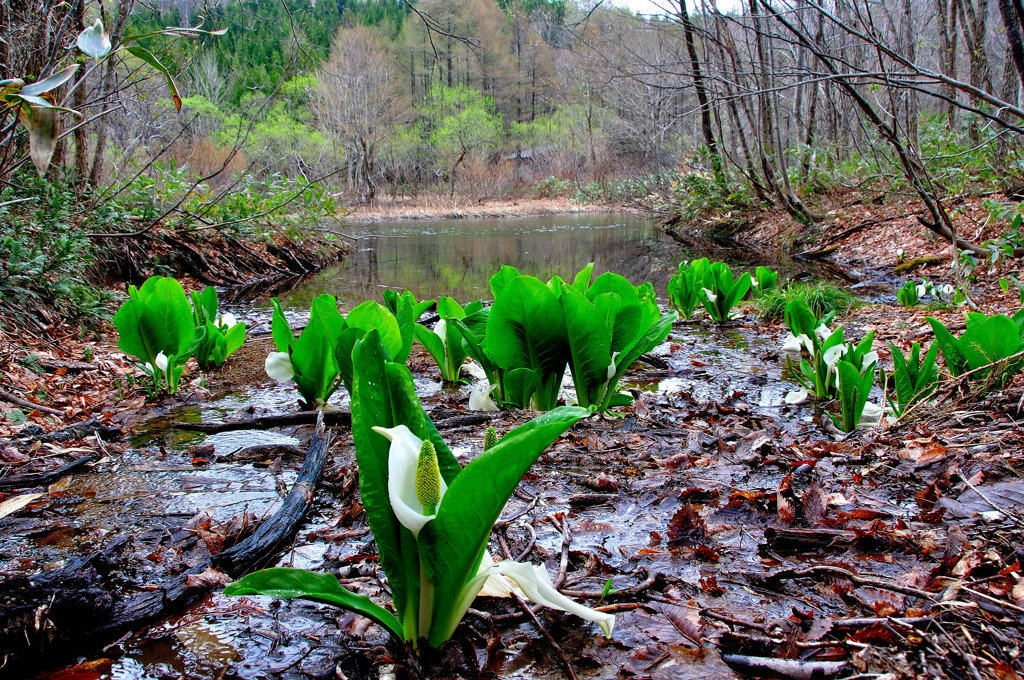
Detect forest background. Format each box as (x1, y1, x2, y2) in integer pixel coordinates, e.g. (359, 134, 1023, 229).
(1, 0, 1024, 320)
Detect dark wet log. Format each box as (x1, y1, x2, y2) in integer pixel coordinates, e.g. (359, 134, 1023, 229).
(174, 409, 352, 433)
(0, 388, 63, 416)
(0, 453, 98, 491)
(722, 655, 846, 680)
(638, 353, 669, 370)
(567, 493, 618, 507)
(213, 416, 331, 576)
(221, 443, 308, 463)
(762, 527, 857, 552)
(38, 419, 122, 443)
(37, 358, 98, 373)
(432, 412, 499, 429)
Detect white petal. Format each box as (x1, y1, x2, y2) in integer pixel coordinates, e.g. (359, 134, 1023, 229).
(434, 318, 448, 351)
(916, 285, 927, 298)
(461, 361, 487, 381)
(784, 387, 809, 405)
(469, 383, 499, 411)
(155, 352, 169, 372)
(476, 553, 519, 598)
(823, 345, 845, 368)
(371, 425, 447, 539)
(606, 351, 620, 381)
(896, 248, 904, 257)
(265, 352, 294, 382)
(702, 288, 717, 304)
(860, 400, 884, 426)
(815, 324, 832, 342)
(218, 312, 237, 328)
(486, 561, 616, 638)
(861, 351, 878, 369)
(751, 279, 759, 288)
(801, 334, 814, 354)
(781, 334, 803, 353)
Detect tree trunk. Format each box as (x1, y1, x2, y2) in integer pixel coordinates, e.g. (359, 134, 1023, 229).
(677, 0, 722, 178)
(999, 0, 1024, 90)
(89, 0, 133, 188)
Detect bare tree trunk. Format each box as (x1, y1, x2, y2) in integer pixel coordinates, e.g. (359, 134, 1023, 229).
(937, 0, 960, 127)
(999, 0, 1024, 90)
(73, 0, 90, 184)
(677, 0, 722, 178)
(89, 0, 132, 188)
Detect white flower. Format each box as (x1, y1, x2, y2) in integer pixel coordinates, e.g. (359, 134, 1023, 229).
(216, 312, 238, 329)
(823, 344, 847, 369)
(896, 248, 904, 259)
(460, 362, 487, 381)
(861, 351, 879, 370)
(146, 351, 169, 377)
(434, 319, 447, 348)
(939, 284, 955, 297)
(916, 284, 928, 298)
(370, 425, 616, 641)
(469, 383, 499, 411)
(782, 333, 812, 353)
(371, 425, 448, 539)
(265, 352, 294, 382)
(815, 324, 833, 342)
(606, 351, 620, 382)
(702, 288, 717, 303)
(785, 387, 809, 405)
(860, 400, 884, 426)
(751, 279, 759, 288)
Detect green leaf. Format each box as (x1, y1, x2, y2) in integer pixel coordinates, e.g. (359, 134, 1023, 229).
(135, 276, 195, 357)
(420, 405, 589, 646)
(347, 301, 404, 362)
(486, 276, 568, 410)
(21, 65, 80, 96)
(489, 265, 521, 299)
(785, 299, 817, 338)
(927, 316, 968, 377)
(959, 315, 1019, 374)
(561, 286, 616, 407)
(500, 367, 541, 409)
(270, 298, 294, 352)
(225, 568, 403, 640)
(113, 298, 160, 366)
(125, 45, 182, 110)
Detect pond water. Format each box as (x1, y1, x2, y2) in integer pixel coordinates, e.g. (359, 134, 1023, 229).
(272, 212, 789, 313)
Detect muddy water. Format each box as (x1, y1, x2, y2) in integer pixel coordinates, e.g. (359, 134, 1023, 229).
(13, 215, 884, 680)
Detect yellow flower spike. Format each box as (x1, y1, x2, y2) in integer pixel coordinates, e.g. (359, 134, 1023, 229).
(416, 439, 441, 515)
(483, 426, 498, 452)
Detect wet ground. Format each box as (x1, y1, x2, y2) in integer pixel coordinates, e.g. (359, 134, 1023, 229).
(3, 214, 1021, 680)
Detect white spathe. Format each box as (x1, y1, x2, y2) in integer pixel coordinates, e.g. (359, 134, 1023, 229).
(147, 351, 169, 377)
(782, 333, 811, 354)
(815, 324, 833, 342)
(469, 383, 499, 411)
(861, 351, 879, 370)
(702, 288, 718, 304)
(461, 362, 487, 381)
(434, 319, 447, 349)
(371, 425, 448, 538)
(916, 284, 928, 298)
(265, 351, 294, 382)
(860, 400, 884, 426)
(784, 387, 809, 405)
(822, 344, 847, 369)
(217, 312, 238, 329)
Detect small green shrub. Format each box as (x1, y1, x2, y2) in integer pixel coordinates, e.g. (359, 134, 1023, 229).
(754, 280, 856, 321)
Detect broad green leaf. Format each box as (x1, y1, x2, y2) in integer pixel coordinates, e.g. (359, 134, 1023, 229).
(270, 298, 294, 352)
(501, 367, 540, 409)
(126, 45, 182, 110)
(927, 316, 968, 377)
(136, 276, 195, 357)
(347, 301, 403, 361)
(420, 406, 589, 646)
(414, 323, 447, 374)
(572, 263, 595, 292)
(224, 322, 246, 356)
(21, 65, 80, 96)
(785, 300, 817, 339)
(489, 265, 521, 300)
(561, 286, 616, 407)
(113, 298, 161, 365)
(587, 273, 642, 352)
(959, 316, 1019, 373)
(225, 568, 403, 640)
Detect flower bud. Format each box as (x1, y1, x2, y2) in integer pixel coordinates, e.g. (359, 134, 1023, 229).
(483, 426, 498, 452)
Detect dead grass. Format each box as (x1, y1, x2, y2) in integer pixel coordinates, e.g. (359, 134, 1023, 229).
(343, 196, 626, 223)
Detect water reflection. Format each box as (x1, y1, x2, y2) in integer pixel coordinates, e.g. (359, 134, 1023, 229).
(280, 213, 683, 311)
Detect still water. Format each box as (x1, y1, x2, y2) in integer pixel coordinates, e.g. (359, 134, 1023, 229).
(277, 212, 694, 311)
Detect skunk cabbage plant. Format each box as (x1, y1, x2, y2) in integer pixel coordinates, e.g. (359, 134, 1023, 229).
(190, 286, 246, 369)
(698, 261, 751, 323)
(227, 332, 611, 647)
(927, 311, 1024, 384)
(667, 259, 709, 320)
(783, 299, 874, 400)
(751, 266, 778, 296)
(885, 341, 938, 417)
(113, 275, 200, 393)
(897, 281, 918, 308)
(266, 295, 415, 408)
(414, 297, 483, 382)
(831, 357, 880, 432)
(560, 270, 673, 411)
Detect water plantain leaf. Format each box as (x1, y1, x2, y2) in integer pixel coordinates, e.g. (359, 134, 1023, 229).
(419, 405, 590, 647)
(225, 568, 403, 640)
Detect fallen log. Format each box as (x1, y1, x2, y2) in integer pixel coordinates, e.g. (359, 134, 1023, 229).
(0, 388, 63, 416)
(762, 527, 857, 553)
(722, 654, 846, 680)
(213, 414, 331, 575)
(174, 409, 351, 433)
